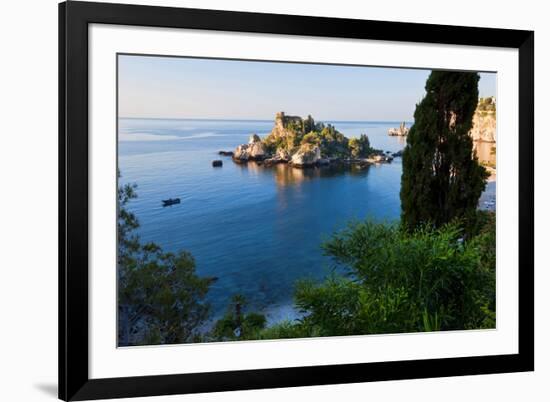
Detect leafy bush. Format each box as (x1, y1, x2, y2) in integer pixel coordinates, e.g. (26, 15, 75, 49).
(320, 222, 494, 332)
(301, 131, 321, 146)
(256, 320, 315, 339)
(210, 295, 267, 341)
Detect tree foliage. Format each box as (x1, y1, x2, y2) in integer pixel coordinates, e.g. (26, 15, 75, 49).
(117, 175, 214, 346)
(210, 295, 267, 341)
(286, 218, 495, 337)
(401, 71, 489, 230)
(348, 134, 371, 158)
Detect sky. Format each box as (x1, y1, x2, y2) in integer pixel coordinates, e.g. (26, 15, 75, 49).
(118, 54, 497, 121)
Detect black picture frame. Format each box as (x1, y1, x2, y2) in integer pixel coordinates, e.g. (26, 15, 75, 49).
(59, 1, 534, 400)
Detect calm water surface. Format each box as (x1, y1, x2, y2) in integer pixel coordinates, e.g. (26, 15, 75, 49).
(118, 118, 409, 323)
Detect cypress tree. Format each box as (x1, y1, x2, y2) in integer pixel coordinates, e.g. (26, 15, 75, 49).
(400, 71, 489, 230)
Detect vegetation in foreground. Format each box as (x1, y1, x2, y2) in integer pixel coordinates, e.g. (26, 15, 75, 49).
(117, 70, 496, 346)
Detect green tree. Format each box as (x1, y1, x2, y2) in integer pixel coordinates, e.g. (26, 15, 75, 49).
(348, 134, 371, 158)
(401, 71, 489, 230)
(211, 294, 267, 341)
(117, 175, 214, 346)
(318, 124, 349, 157)
(303, 114, 316, 133)
(301, 131, 321, 146)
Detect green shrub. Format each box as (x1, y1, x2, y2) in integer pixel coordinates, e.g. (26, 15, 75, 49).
(210, 295, 267, 341)
(348, 134, 371, 158)
(291, 219, 495, 336)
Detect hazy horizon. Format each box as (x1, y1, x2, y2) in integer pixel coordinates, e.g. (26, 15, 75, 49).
(118, 116, 417, 122)
(118, 54, 497, 121)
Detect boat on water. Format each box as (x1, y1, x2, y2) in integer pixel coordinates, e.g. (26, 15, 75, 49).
(162, 198, 181, 207)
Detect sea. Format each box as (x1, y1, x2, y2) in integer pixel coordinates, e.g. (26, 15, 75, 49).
(118, 118, 410, 324)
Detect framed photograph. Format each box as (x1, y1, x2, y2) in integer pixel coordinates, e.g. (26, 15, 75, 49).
(59, 1, 534, 400)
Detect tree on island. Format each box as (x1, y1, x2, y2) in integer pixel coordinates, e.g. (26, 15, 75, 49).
(401, 71, 489, 230)
(348, 134, 371, 159)
(117, 174, 215, 346)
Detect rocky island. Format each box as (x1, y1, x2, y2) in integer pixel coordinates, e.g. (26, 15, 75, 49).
(231, 112, 393, 168)
(388, 122, 410, 137)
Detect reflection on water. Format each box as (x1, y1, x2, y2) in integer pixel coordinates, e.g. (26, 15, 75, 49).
(396, 135, 407, 148)
(237, 161, 371, 188)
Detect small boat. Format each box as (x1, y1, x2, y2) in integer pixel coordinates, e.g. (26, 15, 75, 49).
(162, 198, 181, 207)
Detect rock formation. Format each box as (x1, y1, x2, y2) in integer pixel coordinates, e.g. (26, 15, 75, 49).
(388, 122, 410, 136)
(366, 154, 393, 164)
(233, 134, 266, 162)
(290, 144, 321, 167)
(249, 134, 261, 143)
(275, 147, 291, 162)
(273, 112, 302, 137)
(470, 97, 496, 143)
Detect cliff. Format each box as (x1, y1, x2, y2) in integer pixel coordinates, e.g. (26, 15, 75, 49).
(470, 97, 496, 143)
(233, 134, 266, 162)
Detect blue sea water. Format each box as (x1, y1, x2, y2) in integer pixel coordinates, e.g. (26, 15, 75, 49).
(118, 118, 409, 324)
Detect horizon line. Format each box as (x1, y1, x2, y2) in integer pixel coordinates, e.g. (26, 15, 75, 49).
(118, 116, 416, 123)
